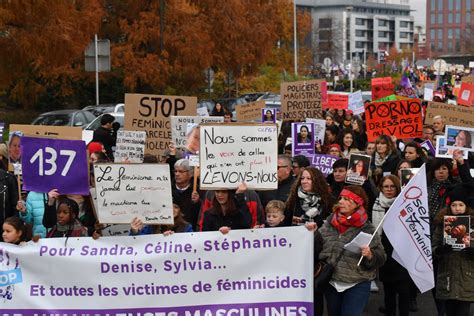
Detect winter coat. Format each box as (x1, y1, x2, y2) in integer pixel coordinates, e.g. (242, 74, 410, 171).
(19, 191, 47, 238)
(317, 213, 386, 284)
(370, 151, 401, 175)
(0, 169, 18, 238)
(201, 193, 252, 231)
(432, 208, 474, 302)
(257, 175, 295, 209)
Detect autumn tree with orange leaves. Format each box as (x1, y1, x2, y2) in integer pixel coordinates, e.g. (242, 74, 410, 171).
(0, 0, 103, 109)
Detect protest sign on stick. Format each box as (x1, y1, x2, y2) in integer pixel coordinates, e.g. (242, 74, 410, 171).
(236, 100, 265, 122)
(124, 93, 196, 161)
(364, 99, 423, 142)
(94, 163, 173, 224)
(199, 124, 278, 190)
(21, 136, 89, 195)
(280, 79, 327, 120)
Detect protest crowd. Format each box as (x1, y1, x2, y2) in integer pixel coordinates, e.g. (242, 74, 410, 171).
(1, 67, 474, 316)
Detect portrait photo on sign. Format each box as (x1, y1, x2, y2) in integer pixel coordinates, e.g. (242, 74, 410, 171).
(435, 135, 468, 159)
(445, 125, 474, 152)
(295, 123, 313, 145)
(262, 108, 276, 123)
(185, 123, 200, 155)
(345, 153, 371, 185)
(400, 168, 420, 188)
(8, 131, 23, 165)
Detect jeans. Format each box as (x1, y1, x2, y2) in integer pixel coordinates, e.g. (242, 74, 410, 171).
(324, 281, 371, 316)
(445, 300, 471, 316)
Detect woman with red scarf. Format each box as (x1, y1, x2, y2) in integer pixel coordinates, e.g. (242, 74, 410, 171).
(317, 186, 386, 316)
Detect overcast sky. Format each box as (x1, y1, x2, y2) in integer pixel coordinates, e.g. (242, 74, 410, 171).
(410, 0, 426, 28)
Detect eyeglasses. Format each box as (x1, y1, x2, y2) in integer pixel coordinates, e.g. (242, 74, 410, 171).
(277, 165, 289, 169)
(382, 185, 396, 189)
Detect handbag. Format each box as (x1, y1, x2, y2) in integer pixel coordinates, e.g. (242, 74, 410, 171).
(314, 248, 346, 293)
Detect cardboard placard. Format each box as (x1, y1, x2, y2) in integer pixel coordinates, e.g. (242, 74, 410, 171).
(372, 77, 395, 101)
(457, 83, 474, 107)
(291, 122, 315, 157)
(461, 75, 474, 84)
(236, 100, 266, 122)
(364, 99, 423, 142)
(280, 79, 327, 120)
(323, 93, 348, 110)
(170, 116, 224, 149)
(93, 163, 173, 224)
(9, 124, 83, 140)
(425, 101, 474, 128)
(199, 124, 278, 190)
(124, 93, 197, 161)
(114, 131, 146, 163)
(21, 136, 89, 195)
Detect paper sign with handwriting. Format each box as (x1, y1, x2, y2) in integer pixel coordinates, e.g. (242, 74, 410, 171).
(236, 100, 266, 122)
(425, 101, 474, 128)
(280, 79, 327, 120)
(199, 124, 278, 189)
(171, 116, 224, 148)
(114, 131, 146, 163)
(93, 164, 173, 224)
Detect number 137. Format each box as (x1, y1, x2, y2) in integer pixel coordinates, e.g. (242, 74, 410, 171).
(30, 147, 76, 176)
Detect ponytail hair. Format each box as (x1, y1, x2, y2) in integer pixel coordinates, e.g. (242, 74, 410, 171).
(3, 217, 33, 242)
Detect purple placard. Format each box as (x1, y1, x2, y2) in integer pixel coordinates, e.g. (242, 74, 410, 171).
(311, 154, 339, 177)
(21, 136, 89, 195)
(291, 123, 315, 157)
(420, 139, 435, 156)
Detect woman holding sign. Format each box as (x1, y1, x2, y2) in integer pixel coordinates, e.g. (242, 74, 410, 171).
(201, 183, 252, 233)
(316, 186, 386, 316)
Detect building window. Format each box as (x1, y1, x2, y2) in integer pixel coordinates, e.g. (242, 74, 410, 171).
(448, 40, 453, 52)
(455, 40, 461, 51)
(448, 0, 454, 10)
(355, 30, 364, 36)
(319, 30, 331, 40)
(431, 13, 436, 24)
(378, 31, 385, 37)
(438, 13, 443, 24)
(400, 21, 408, 27)
(438, 40, 443, 51)
(467, 12, 471, 23)
(455, 28, 460, 39)
(455, 13, 460, 23)
(355, 18, 364, 25)
(455, 0, 461, 10)
(431, 0, 436, 11)
(468, 0, 471, 11)
(400, 32, 408, 38)
(438, 29, 443, 42)
(448, 29, 453, 39)
(438, 0, 443, 10)
(319, 18, 332, 28)
(431, 29, 436, 40)
(449, 13, 453, 23)
(378, 19, 387, 27)
(355, 41, 364, 48)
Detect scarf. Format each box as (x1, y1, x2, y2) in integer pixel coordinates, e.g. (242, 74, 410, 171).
(374, 151, 391, 168)
(331, 207, 368, 234)
(53, 219, 85, 237)
(372, 193, 396, 234)
(297, 187, 322, 219)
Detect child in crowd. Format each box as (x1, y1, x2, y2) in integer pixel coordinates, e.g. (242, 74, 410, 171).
(2, 217, 33, 245)
(255, 200, 285, 228)
(42, 189, 88, 238)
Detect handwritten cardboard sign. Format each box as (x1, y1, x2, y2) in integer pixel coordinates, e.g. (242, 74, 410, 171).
(457, 83, 474, 107)
(291, 122, 315, 157)
(236, 100, 266, 122)
(114, 131, 146, 163)
(425, 101, 474, 128)
(311, 154, 339, 177)
(93, 163, 173, 224)
(280, 79, 327, 120)
(364, 99, 423, 142)
(323, 93, 349, 110)
(372, 77, 394, 101)
(171, 116, 224, 148)
(9, 124, 83, 140)
(124, 93, 197, 161)
(199, 124, 278, 190)
(21, 136, 89, 195)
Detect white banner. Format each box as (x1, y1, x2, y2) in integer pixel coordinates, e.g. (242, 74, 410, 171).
(1, 227, 313, 315)
(171, 116, 224, 148)
(94, 163, 173, 224)
(114, 130, 146, 163)
(382, 164, 434, 293)
(199, 124, 278, 190)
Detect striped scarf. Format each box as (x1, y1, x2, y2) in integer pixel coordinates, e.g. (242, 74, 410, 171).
(331, 207, 368, 234)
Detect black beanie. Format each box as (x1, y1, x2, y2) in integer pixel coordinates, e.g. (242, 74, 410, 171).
(445, 184, 473, 208)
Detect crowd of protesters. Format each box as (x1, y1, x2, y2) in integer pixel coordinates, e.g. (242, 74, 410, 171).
(1, 69, 474, 316)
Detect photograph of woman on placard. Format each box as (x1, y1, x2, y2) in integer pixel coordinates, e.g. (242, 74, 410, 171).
(262, 108, 276, 123)
(185, 124, 200, 155)
(445, 125, 473, 150)
(297, 124, 312, 145)
(8, 131, 22, 164)
(345, 154, 371, 185)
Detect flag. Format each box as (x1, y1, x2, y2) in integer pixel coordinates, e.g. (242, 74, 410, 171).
(382, 164, 434, 293)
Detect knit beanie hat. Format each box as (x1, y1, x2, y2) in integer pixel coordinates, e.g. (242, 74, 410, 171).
(445, 184, 473, 208)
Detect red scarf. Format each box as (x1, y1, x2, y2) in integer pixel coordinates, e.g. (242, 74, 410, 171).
(331, 207, 368, 234)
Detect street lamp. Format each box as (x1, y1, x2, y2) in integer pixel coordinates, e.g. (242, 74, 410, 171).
(294, 1, 298, 77)
(346, 6, 353, 92)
